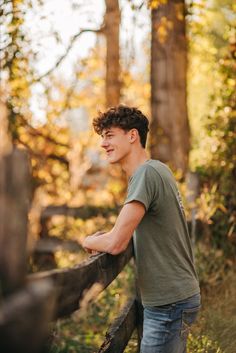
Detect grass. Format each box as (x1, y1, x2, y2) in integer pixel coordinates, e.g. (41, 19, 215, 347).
(189, 269, 236, 353)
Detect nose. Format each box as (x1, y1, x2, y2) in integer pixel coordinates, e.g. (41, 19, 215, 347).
(101, 137, 109, 149)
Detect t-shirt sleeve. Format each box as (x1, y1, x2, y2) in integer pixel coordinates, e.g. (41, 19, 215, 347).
(124, 165, 159, 211)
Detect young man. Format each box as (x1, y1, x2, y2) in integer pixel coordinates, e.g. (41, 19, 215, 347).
(83, 105, 200, 353)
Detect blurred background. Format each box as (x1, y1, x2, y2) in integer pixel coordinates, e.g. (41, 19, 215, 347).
(0, 0, 235, 352)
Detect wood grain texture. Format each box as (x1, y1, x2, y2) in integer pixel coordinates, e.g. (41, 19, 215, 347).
(0, 279, 56, 353)
(40, 205, 117, 237)
(98, 298, 137, 353)
(0, 149, 31, 295)
(28, 242, 133, 318)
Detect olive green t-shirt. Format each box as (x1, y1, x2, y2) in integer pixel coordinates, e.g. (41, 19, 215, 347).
(125, 160, 200, 306)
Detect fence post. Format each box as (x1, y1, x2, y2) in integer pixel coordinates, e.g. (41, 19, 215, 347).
(132, 240, 143, 353)
(0, 148, 31, 295)
(135, 281, 143, 352)
(0, 149, 56, 353)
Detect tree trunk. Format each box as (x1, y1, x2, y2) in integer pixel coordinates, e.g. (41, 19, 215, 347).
(104, 0, 121, 107)
(150, 0, 190, 175)
(0, 99, 12, 156)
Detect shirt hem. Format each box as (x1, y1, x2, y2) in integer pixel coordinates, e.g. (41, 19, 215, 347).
(142, 288, 200, 307)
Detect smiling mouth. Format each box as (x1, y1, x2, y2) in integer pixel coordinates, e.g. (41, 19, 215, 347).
(106, 149, 114, 154)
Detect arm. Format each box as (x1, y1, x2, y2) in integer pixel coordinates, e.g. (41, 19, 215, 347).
(82, 201, 145, 255)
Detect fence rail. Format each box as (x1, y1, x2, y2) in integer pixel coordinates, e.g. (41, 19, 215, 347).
(29, 243, 133, 318)
(0, 149, 142, 353)
(40, 205, 118, 238)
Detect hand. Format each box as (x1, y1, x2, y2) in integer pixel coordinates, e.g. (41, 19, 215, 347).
(82, 231, 106, 255)
(83, 243, 100, 256)
(85, 248, 100, 257)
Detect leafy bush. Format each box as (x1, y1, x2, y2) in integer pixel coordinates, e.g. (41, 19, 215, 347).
(188, 334, 223, 353)
(194, 244, 230, 288)
(196, 35, 236, 255)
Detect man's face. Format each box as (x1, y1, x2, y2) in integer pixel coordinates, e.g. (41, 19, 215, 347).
(101, 127, 131, 164)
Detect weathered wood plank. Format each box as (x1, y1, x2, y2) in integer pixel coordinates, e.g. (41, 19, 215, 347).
(0, 279, 56, 353)
(0, 149, 31, 296)
(41, 205, 117, 220)
(28, 242, 133, 318)
(35, 236, 82, 253)
(135, 279, 143, 352)
(40, 205, 118, 237)
(98, 298, 137, 353)
(32, 236, 83, 271)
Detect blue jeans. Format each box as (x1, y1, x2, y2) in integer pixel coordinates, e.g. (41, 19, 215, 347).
(140, 293, 201, 353)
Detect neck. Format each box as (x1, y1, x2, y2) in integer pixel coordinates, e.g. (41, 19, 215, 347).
(121, 148, 149, 178)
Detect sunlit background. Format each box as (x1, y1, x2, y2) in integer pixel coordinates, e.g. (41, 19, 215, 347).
(0, 0, 235, 352)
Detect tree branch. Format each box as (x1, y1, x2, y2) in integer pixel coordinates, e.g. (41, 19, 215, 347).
(17, 138, 69, 167)
(34, 28, 102, 82)
(18, 115, 69, 148)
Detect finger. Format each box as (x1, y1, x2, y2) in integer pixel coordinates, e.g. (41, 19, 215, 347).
(89, 252, 100, 257)
(94, 231, 106, 236)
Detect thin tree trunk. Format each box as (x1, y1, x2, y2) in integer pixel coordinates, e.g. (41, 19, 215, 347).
(104, 0, 121, 107)
(0, 99, 12, 156)
(150, 0, 190, 175)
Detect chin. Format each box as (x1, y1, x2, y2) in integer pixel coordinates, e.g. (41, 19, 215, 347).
(108, 158, 119, 164)
(107, 156, 121, 164)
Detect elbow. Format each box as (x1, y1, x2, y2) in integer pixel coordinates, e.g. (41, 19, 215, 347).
(110, 247, 123, 255)
(106, 230, 130, 255)
(109, 243, 128, 255)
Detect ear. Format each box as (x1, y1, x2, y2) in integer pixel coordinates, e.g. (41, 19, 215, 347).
(129, 129, 139, 144)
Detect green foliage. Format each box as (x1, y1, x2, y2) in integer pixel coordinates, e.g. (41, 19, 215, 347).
(194, 244, 233, 287)
(187, 0, 236, 253)
(188, 334, 223, 353)
(190, 269, 236, 353)
(196, 35, 236, 253)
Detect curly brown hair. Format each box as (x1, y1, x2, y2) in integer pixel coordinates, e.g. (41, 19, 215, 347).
(93, 105, 149, 148)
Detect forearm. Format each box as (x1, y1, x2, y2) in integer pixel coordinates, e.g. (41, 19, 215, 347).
(83, 231, 114, 254)
(83, 202, 145, 255)
(83, 228, 129, 255)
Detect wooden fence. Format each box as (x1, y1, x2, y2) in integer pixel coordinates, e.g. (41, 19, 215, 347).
(0, 149, 142, 353)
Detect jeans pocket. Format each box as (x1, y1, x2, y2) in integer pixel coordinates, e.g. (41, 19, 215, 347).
(181, 305, 201, 339)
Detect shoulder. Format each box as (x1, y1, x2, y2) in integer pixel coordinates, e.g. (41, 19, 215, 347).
(128, 161, 161, 187)
(147, 159, 174, 179)
(132, 160, 168, 177)
(130, 162, 154, 180)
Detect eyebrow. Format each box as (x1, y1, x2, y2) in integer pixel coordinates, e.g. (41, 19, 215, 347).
(102, 130, 113, 137)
